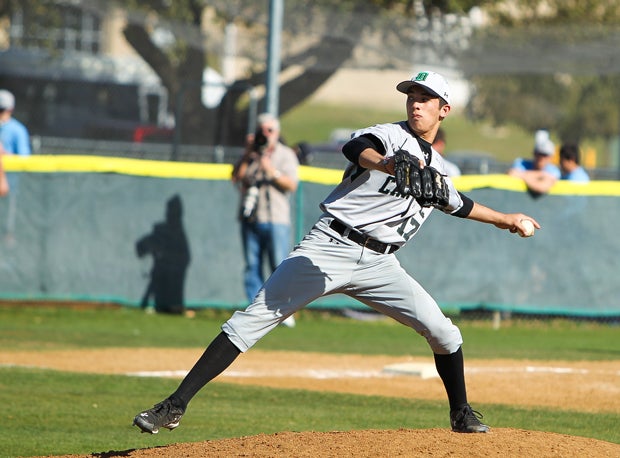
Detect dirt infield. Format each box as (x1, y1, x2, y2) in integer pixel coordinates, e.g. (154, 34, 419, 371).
(37, 429, 620, 458)
(5, 348, 618, 457)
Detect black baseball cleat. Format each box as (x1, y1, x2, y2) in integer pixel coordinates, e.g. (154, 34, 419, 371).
(133, 398, 185, 434)
(450, 404, 490, 433)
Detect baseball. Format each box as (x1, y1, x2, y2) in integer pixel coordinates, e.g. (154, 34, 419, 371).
(519, 219, 535, 237)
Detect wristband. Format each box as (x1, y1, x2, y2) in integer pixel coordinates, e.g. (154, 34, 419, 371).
(381, 158, 391, 174)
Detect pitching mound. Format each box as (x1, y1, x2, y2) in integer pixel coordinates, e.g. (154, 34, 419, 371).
(45, 428, 619, 457)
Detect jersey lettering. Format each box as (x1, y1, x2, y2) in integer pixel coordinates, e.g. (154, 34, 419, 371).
(321, 122, 454, 245)
(378, 176, 410, 199)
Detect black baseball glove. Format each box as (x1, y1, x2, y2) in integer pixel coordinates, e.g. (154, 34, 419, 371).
(392, 148, 450, 207)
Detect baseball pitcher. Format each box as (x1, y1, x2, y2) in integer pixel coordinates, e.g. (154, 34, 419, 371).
(133, 70, 540, 435)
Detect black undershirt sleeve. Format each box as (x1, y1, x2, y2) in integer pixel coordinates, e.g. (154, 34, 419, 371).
(452, 192, 474, 218)
(342, 134, 386, 164)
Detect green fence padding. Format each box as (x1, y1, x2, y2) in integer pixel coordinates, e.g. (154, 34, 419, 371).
(1, 155, 619, 316)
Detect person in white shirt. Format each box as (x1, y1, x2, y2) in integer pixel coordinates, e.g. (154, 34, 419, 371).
(432, 127, 461, 177)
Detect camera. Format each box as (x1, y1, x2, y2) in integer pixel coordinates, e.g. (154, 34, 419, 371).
(253, 128, 268, 153)
(241, 185, 259, 220)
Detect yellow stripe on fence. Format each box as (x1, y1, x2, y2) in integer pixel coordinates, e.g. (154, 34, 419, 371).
(3, 154, 233, 180)
(4, 155, 620, 195)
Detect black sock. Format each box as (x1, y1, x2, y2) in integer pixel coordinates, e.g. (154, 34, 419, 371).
(433, 347, 467, 411)
(169, 331, 241, 410)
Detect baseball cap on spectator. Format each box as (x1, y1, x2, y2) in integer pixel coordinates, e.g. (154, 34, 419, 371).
(396, 71, 451, 104)
(0, 89, 15, 111)
(533, 129, 555, 156)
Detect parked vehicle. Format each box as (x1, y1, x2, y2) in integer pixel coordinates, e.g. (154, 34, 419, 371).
(444, 151, 506, 174)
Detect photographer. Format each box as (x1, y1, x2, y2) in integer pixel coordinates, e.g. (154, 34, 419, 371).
(232, 113, 299, 327)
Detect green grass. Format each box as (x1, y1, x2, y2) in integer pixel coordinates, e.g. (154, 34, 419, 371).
(280, 100, 536, 163)
(280, 101, 611, 167)
(281, 101, 403, 146)
(2, 368, 618, 457)
(1, 305, 617, 361)
(1, 304, 619, 456)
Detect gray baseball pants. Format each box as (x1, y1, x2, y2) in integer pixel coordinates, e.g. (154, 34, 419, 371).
(223, 216, 463, 355)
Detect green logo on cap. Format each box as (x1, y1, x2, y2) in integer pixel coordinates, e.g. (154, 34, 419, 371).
(415, 72, 429, 81)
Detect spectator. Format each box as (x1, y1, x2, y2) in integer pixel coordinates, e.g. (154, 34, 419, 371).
(508, 129, 560, 197)
(0, 89, 31, 241)
(0, 90, 31, 156)
(231, 113, 299, 327)
(559, 143, 590, 182)
(432, 128, 461, 177)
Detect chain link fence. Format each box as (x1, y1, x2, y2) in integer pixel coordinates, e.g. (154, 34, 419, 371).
(3, 1, 620, 150)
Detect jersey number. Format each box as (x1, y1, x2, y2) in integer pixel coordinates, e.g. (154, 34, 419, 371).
(396, 209, 427, 240)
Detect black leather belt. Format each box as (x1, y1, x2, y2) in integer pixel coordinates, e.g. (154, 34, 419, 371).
(329, 219, 399, 254)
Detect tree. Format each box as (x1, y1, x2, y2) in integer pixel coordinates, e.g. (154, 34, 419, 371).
(69, 0, 495, 146)
(122, 1, 212, 145)
(460, 0, 620, 144)
(119, 0, 386, 146)
(0, 0, 380, 146)
(7, 0, 617, 149)
(0, 0, 509, 148)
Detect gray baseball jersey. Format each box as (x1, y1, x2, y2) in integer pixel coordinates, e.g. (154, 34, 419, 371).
(321, 121, 466, 245)
(222, 121, 465, 356)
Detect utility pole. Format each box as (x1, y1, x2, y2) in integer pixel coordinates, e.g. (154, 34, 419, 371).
(265, 0, 283, 117)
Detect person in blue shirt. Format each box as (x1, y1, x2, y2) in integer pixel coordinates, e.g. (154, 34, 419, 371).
(0, 89, 31, 242)
(0, 90, 31, 156)
(559, 143, 590, 182)
(508, 129, 561, 197)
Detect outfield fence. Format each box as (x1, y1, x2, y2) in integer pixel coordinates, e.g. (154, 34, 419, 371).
(1, 154, 619, 319)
